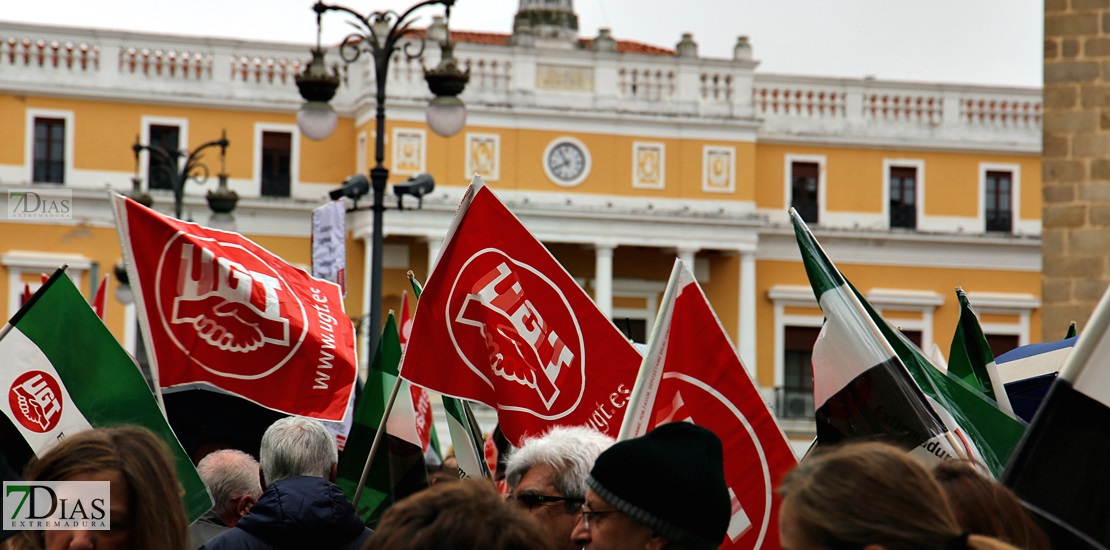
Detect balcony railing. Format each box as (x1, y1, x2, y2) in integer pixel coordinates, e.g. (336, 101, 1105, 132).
(774, 386, 815, 420)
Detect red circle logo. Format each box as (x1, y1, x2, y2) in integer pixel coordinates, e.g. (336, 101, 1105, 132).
(446, 249, 585, 419)
(9, 370, 64, 433)
(154, 233, 308, 379)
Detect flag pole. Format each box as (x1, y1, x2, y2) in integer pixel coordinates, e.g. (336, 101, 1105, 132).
(351, 363, 403, 510)
(617, 259, 683, 441)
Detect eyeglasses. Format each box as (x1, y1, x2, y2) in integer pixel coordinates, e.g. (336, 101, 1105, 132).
(509, 493, 585, 513)
(579, 505, 620, 529)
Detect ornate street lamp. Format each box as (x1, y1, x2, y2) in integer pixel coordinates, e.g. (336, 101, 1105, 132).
(295, 1, 469, 374)
(130, 129, 237, 228)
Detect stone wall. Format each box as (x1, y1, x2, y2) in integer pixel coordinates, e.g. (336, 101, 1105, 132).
(1043, 0, 1110, 338)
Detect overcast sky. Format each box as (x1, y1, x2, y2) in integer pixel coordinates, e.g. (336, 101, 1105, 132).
(4, 0, 1042, 87)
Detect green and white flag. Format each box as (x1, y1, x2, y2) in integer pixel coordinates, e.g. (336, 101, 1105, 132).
(0, 268, 211, 522)
(335, 313, 427, 527)
(442, 396, 491, 480)
(948, 287, 1014, 414)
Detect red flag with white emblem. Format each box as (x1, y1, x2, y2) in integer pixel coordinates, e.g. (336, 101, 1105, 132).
(620, 259, 797, 550)
(111, 194, 357, 421)
(399, 177, 641, 446)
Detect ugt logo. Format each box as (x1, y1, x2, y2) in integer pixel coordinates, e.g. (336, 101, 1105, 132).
(447, 249, 585, 418)
(7, 371, 63, 433)
(4, 481, 110, 530)
(154, 233, 308, 379)
(7, 190, 72, 220)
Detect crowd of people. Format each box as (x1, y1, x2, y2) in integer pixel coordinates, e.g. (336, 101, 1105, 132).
(1, 418, 1053, 550)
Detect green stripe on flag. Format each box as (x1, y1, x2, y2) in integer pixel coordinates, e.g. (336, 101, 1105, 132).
(792, 208, 847, 298)
(949, 289, 989, 394)
(336, 313, 426, 526)
(442, 396, 490, 480)
(852, 282, 1027, 477)
(0, 270, 211, 522)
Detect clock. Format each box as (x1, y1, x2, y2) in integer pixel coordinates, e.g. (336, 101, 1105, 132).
(543, 138, 591, 187)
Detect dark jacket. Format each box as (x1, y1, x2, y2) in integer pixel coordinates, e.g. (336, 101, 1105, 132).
(201, 476, 371, 550)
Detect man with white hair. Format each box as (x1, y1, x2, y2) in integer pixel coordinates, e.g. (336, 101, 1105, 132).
(202, 417, 372, 550)
(505, 425, 614, 550)
(191, 449, 263, 547)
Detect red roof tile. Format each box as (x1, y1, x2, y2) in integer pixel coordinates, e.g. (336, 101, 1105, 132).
(437, 30, 674, 56)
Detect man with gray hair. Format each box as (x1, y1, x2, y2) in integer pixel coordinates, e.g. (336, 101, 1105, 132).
(202, 417, 372, 550)
(505, 425, 614, 550)
(191, 449, 263, 547)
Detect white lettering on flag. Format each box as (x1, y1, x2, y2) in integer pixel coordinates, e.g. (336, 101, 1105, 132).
(727, 487, 753, 541)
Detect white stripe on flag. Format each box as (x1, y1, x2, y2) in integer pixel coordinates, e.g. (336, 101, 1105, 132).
(445, 408, 484, 480)
(0, 327, 94, 452)
(812, 288, 900, 408)
(1066, 287, 1110, 406)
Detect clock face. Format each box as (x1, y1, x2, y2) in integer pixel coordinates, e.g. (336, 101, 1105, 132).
(544, 139, 590, 187)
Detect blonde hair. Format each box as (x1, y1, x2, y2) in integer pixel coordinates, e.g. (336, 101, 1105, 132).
(779, 442, 1018, 550)
(12, 426, 189, 550)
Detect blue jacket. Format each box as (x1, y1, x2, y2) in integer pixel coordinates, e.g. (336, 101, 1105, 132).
(201, 476, 371, 550)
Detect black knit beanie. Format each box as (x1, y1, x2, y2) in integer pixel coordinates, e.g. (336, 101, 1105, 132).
(586, 422, 730, 550)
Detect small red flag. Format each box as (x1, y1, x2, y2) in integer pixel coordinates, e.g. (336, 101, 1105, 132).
(399, 177, 641, 446)
(91, 274, 108, 320)
(621, 260, 798, 550)
(112, 194, 357, 421)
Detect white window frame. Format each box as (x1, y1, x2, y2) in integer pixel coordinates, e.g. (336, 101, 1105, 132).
(255, 123, 301, 199)
(3, 251, 91, 318)
(965, 291, 1040, 348)
(139, 116, 190, 195)
(767, 285, 823, 389)
(784, 154, 826, 224)
(25, 109, 76, 186)
(979, 163, 1021, 235)
(866, 288, 945, 353)
(611, 278, 666, 344)
(882, 158, 925, 230)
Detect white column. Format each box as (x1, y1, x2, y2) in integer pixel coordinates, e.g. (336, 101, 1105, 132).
(739, 250, 757, 375)
(594, 242, 615, 318)
(124, 303, 137, 353)
(426, 235, 444, 277)
(676, 247, 697, 270)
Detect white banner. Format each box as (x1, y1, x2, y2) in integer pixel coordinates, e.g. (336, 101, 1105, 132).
(312, 200, 347, 297)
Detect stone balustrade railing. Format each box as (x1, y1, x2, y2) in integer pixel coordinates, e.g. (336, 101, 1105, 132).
(1, 21, 1040, 150)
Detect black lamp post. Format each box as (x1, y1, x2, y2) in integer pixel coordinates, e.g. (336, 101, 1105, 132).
(130, 129, 237, 226)
(296, 1, 469, 369)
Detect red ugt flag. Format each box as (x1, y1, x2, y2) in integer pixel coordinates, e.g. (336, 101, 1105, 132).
(112, 194, 357, 421)
(621, 259, 797, 550)
(400, 177, 641, 446)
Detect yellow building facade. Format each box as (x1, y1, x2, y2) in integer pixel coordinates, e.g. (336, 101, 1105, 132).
(0, 5, 1041, 447)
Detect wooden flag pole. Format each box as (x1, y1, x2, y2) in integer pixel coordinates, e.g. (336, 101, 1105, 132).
(351, 372, 403, 509)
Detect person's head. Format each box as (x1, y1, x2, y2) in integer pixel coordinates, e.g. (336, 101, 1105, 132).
(440, 455, 458, 474)
(571, 422, 730, 550)
(259, 416, 337, 486)
(365, 479, 554, 550)
(196, 449, 263, 527)
(933, 460, 1051, 550)
(12, 425, 189, 550)
(506, 426, 614, 550)
(778, 442, 1018, 550)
